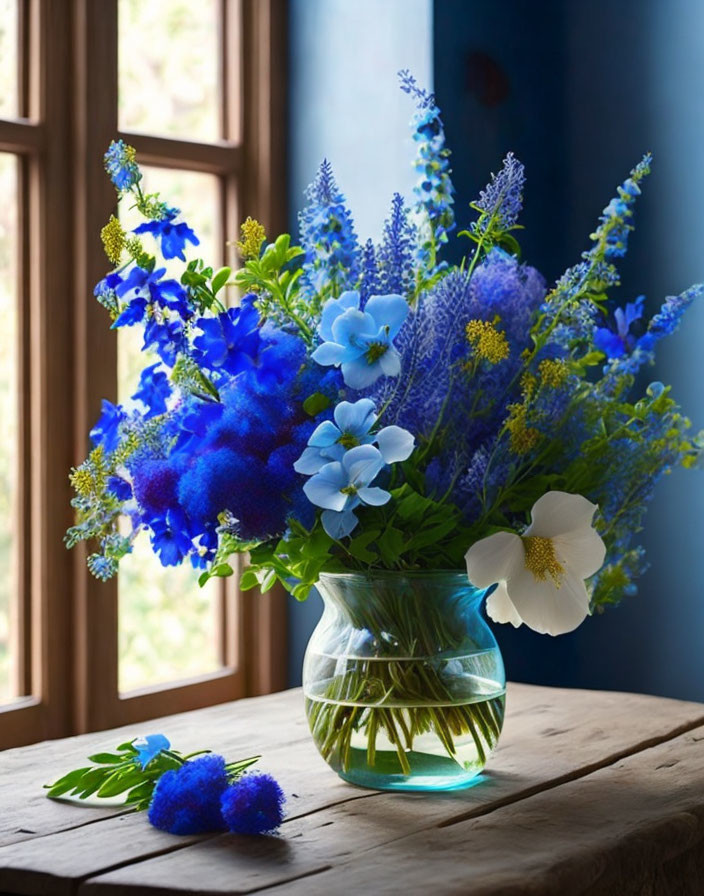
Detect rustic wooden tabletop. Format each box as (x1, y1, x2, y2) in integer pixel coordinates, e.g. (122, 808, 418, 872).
(0, 682, 703, 895)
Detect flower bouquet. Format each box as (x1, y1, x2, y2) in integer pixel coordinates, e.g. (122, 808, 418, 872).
(69, 71, 703, 791)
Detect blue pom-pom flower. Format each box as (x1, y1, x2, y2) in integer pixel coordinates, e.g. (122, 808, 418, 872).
(220, 774, 285, 836)
(148, 754, 229, 835)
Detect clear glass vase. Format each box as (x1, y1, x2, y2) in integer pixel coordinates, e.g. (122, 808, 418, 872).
(303, 571, 506, 792)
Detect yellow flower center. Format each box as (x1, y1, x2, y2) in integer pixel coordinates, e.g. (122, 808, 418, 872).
(340, 485, 358, 496)
(338, 432, 360, 449)
(522, 536, 564, 586)
(366, 342, 388, 364)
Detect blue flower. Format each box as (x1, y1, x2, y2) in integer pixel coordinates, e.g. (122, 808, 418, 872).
(191, 299, 261, 376)
(312, 291, 409, 390)
(143, 316, 188, 367)
(149, 509, 194, 566)
(303, 444, 390, 538)
(90, 400, 126, 453)
(133, 734, 171, 769)
(113, 266, 191, 328)
(594, 296, 644, 359)
(298, 159, 359, 298)
(294, 398, 414, 474)
(148, 754, 228, 835)
(220, 773, 285, 836)
(107, 475, 132, 501)
(104, 140, 140, 192)
(132, 363, 171, 418)
(473, 152, 525, 233)
(134, 209, 199, 261)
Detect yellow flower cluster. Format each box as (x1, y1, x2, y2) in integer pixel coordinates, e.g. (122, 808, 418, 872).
(465, 319, 509, 364)
(538, 358, 569, 388)
(506, 403, 540, 455)
(69, 445, 108, 497)
(100, 215, 126, 265)
(236, 216, 267, 260)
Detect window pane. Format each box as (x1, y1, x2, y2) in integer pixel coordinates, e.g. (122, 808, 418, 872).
(0, 0, 18, 120)
(0, 154, 19, 703)
(118, 0, 220, 141)
(118, 167, 223, 693)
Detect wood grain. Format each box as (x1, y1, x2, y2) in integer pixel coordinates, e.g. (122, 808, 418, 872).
(1, 684, 703, 895)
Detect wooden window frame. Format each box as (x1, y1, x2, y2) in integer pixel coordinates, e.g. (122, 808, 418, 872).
(1, 0, 288, 750)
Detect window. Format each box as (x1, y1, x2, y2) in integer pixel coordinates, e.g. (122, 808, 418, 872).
(1, 0, 287, 749)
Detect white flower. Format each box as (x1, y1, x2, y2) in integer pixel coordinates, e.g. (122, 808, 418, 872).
(465, 491, 606, 636)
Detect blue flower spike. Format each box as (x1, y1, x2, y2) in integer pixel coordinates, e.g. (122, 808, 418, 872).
(133, 733, 171, 769)
(303, 443, 391, 538)
(294, 398, 414, 474)
(312, 291, 409, 389)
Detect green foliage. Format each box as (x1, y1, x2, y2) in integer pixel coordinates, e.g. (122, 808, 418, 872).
(233, 234, 313, 342)
(45, 738, 260, 811)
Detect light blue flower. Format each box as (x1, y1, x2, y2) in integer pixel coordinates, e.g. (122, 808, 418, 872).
(303, 444, 390, 538)
(133, 733, 171, 769)
(294, 398, 415, 474)
(312, 291, 409, 389)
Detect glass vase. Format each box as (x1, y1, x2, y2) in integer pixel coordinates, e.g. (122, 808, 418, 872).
(303, 571, 506, 792)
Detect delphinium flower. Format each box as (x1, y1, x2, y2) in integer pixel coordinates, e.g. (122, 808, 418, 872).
(220, 774, 285, 836)
(131, 364, 172, 419)
(294, 398, 414, 474)
(466, 153, 526, 268)
(104, 139, 141, 192)
(466, 492, 606, 635)
(298, 159, 360, 306)
(532, 155, 652, 358)
(398, 69, 454, 269)
(593, 295, 645, 358)
(133, 207, 199, 262)
(376, 192, 416, 298)
(359, 239, 378, 307)
(312, 291, 409, 389)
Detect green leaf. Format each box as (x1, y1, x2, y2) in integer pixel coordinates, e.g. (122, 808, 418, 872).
(45, 767, 92, 798)
(377, 526, 405, 565)
(239, 568, 259, 591)
(259, 568, 277, 593)
(96, 768, 144, 799)
(303, 392, 331, 416)
(87, 752, 127, 765)
(347, 529, 381, 564)
(211, 266, 232, 294)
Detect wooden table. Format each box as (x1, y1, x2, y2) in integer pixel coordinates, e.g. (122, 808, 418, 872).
(1, 683, 704, 895)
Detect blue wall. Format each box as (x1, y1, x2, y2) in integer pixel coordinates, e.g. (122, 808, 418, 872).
(434, 0, 704, 700)
(287, 0, 704, 699)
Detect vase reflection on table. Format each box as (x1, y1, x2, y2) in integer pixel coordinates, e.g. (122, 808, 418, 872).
(303, 572, 505, 791)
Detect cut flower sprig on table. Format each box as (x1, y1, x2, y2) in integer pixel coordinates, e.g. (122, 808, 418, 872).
(45, 734, 285, 836)
(67, 70, 703, 774)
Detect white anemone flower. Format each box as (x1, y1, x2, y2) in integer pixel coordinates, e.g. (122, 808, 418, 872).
(465, 491, 606, 636)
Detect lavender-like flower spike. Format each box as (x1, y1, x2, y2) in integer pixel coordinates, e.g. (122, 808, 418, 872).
(359, 238, 378, 307)
(473, 152, 526, 234)
(399, 70, 455, 268)
(377, 193, 416, 297)
(298, 159, 360, 304)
